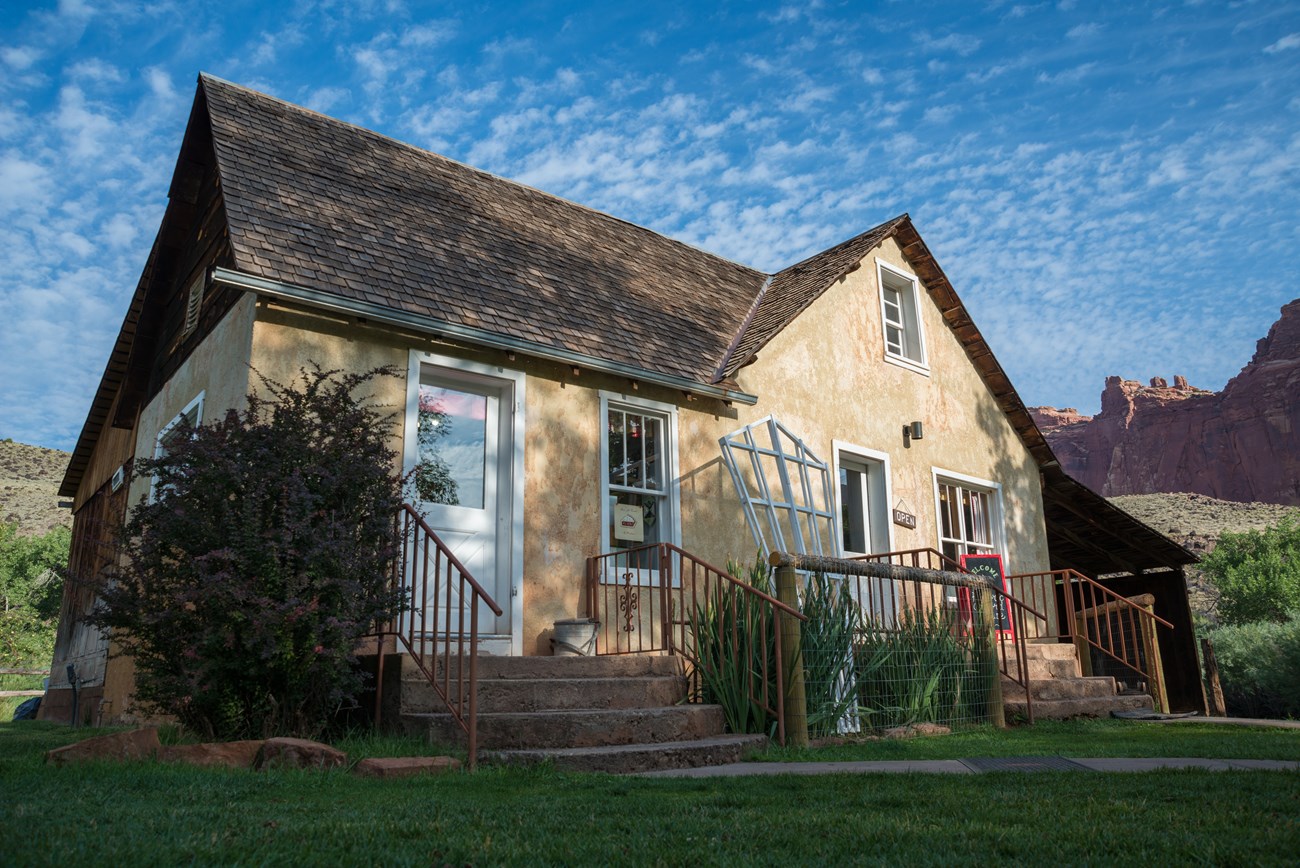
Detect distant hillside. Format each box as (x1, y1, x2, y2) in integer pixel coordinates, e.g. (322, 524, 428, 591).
(1110, 492, 1300, 622)
(0, 440, 72, 535)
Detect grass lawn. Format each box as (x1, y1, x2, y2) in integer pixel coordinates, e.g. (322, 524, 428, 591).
(3, 722, 1298, 865)
(759, 718, 1300, 762)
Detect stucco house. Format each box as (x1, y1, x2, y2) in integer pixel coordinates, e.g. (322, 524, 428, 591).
(45, 75, 1202, 743)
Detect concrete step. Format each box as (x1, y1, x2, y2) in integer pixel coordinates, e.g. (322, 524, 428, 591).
(1001, 676, 1119, 702)
(400, 653, 683, 681)
(1001, 642, 1082, 679)
(483, 734, 769, 774)
(1004, 692, 1153, 721)
(401, 675, 689, 714)
(405, 704, 726, 750)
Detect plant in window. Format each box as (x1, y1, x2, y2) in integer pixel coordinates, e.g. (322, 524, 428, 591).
(88, 365, 406, 739)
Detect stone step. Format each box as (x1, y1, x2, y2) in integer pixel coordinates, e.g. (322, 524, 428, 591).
(404, 704, 726, 750)
(1004, 692, 1153, 721)
(400, 653, 683, 681)
(401, 675, 689, 714)
(483, 734, 769, 774)
(1001, 676, 1118, 702)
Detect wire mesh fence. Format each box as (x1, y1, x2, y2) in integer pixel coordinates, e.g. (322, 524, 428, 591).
(798, 570, 1003, 737)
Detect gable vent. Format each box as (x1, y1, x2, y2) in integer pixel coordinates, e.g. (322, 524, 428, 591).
(182, 270, 207, 337)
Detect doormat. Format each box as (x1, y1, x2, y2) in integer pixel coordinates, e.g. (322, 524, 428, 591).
(959, 756, 1094, 773)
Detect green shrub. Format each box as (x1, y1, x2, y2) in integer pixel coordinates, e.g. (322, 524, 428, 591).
(1205, 612, 1300, 719)
(1202, 516, 1300, 625)
(87, 366, 406, 740)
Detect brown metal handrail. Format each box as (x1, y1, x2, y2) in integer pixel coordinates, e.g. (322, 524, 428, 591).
(586, 543, 805, 744)
(1007, 568, 1173, 705)
(369, 504, 503, 770)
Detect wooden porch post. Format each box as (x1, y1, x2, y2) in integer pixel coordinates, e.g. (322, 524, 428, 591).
(774, 564, 808, 748)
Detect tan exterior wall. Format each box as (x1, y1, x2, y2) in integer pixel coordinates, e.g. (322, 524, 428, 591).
(72, 426, 135, 511)
(102, 293, 258, 720)
(239, 235, 1050, 657)
(684, 236, 1051, 577)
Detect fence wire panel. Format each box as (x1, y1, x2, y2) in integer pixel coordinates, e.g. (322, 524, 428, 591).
(801, 570, 1000, 735)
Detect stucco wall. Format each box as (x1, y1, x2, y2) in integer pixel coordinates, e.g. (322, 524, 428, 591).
(102, 293, 259, 719)
(239, 236, 1051, 656)
(683, 236, 1051, 577)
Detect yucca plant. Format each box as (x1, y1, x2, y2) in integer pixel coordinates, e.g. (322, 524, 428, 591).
(799, 573, 862, 736)
(690, 557, 778, 735)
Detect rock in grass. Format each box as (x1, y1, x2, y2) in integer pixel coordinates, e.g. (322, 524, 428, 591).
(160, 740, 265, 769)
(883, 723, 952, 739)
(45, 728, 161, 764)
(352, 756, 462, 778)
(254, 737, 347, 770)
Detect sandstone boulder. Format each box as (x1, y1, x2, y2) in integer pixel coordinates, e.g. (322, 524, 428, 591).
(45, 728, 161, 765)
(254, 737, 347, 770)
(160, 740, 265, 769)
(352, 756, 462, 778)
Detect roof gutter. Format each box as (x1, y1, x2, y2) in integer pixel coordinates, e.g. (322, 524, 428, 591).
(211, 267, 759, 406)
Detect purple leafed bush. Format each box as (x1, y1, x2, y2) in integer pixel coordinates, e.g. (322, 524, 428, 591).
(89, 365, 406, 739)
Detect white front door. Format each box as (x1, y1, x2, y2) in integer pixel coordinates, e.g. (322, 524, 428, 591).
(406, 356, 523, 651)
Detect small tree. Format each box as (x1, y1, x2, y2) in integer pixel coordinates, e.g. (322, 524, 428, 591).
(0, 523, 70, 669)
(1202, 516, 1300, 626)
(89, 366, 405, 739)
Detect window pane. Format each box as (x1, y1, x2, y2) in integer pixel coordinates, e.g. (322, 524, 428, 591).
(644, 417, 661, 489)
(625, 414, 645, 487)
(608, 410, 625, 486)
(840, 467, 868, 553)
(416, 385, 486, 509)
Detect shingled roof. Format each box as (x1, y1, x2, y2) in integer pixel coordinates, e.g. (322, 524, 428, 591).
(203, 75, 768, 389)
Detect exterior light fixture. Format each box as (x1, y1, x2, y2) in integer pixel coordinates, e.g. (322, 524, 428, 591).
(903, 421, 924, 448)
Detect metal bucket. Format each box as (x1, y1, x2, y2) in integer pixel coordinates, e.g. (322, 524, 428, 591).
(551, 618, 599, 656)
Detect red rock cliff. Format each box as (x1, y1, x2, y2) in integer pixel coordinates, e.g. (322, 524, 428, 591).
(1029, 299, 1300, 505)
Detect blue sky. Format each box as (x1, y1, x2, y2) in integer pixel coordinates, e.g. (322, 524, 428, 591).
(1, 1, 1297, 452)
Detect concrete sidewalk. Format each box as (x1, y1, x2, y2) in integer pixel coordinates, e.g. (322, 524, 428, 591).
(639, 756, 1300, 777)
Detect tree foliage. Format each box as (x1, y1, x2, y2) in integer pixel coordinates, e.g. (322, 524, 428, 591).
(0, 522, 69, 668)
(1202, 516, 1300, 626)
(88, 366, 406, 739)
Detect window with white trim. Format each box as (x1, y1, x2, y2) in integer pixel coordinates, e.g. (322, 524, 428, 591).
(838, 452, 889, 557)
(151, 392, 204, 500)
(601, 395, 678, 556)
(936, 478, 998, 564)
(878, 262, 927, 372)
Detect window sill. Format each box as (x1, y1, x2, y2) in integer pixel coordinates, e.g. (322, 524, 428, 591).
(883, 352, 931, 377)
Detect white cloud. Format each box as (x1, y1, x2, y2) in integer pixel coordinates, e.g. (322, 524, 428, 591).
(1, 45, 42, 70)
(143, 66, 178, 103)
(0, 155, 50, 212)
(1263, 33, 1300, 53)
(68, 59, 124, 83)
(400, 21, 456, 48)
(1066, 23, 1102, 39)
(916, 32, 982, 56)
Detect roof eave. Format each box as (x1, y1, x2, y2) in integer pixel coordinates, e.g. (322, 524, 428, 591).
(211, 267, 759, 407)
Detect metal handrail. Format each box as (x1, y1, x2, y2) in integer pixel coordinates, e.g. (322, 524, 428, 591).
(369, 504, 503, 770)
(1006, 568, 1172, 705)
(587, 543, 805, 744)
(851, 547, 964, 573)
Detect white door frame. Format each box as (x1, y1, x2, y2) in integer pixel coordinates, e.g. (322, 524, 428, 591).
(405, 349, 525, 656)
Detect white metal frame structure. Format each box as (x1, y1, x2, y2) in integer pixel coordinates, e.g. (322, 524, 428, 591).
(719, 415, 840, 561)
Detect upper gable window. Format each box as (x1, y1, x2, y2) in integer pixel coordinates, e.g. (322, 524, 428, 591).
(877, 261, 928, 374)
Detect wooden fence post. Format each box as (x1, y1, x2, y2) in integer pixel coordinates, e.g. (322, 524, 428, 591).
(774, 563, 809, 748)
(978, 588, 1006, 728)
(1201, 636, 1226, 717)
